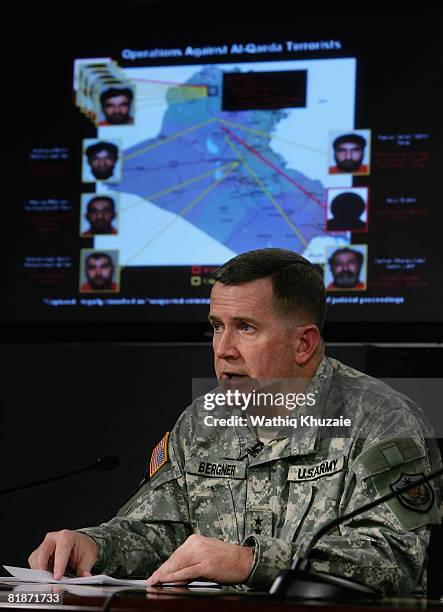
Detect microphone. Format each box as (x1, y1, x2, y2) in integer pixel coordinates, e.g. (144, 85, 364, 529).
(0, 456, 120, 499)
(239, 442, 265, 461)
(270, 465, 443, 600)
(96, 456, 120, 471)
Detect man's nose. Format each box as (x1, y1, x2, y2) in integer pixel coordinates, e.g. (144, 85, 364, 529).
(338, 263, 349, 271)
(214, 329, 240, 360)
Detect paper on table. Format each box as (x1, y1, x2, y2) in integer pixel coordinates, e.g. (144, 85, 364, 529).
(11, 583, 143, 598)
(3, 566, 147, 586)
(2, 566, 218, 588)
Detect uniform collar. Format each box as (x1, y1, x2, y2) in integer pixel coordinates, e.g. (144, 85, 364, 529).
(243, 356, 334, 466)
(192, 356, 334, 464)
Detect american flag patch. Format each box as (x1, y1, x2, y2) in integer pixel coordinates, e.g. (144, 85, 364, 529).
(149, 432, 170, 478)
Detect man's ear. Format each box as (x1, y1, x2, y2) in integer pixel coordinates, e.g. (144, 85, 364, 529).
(294, 324, 321, 366)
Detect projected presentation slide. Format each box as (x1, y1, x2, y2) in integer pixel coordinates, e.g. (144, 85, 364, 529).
(15, 25, 442, 332)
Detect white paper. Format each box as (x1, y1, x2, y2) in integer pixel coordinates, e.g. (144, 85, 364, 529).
(2, 566, 218, 588)
(10, 583, 142, 597)
(2, 566, 147, 586)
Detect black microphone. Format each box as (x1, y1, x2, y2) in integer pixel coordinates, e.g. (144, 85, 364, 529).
(0, 456, 120, 499)
(239, 442, 264, 461)
(270, 465, 443, 600)
(96, 456, 120, 471)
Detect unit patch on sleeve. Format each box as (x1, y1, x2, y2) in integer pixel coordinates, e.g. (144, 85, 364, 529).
(150, 432, 170, 478)
(390, 472, 435, 513)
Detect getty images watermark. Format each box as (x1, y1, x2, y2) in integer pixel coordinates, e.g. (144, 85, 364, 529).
(201, 388, 351, 429)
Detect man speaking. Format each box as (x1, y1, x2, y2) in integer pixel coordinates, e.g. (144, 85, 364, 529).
(29, 248, 440, 595)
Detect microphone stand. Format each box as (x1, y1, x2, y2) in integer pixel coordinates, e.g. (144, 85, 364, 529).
(270, 465, 443, 600)
(0, 457, 119, 499)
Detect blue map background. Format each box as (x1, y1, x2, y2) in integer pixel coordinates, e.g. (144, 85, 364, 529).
(94, 59, 356, 265)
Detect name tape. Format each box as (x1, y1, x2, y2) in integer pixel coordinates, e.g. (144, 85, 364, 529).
(288, 456, 344, 482)
(185, 457, 246, 479)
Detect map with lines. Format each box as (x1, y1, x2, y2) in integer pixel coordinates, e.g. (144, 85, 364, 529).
(94, 58, 356, 266)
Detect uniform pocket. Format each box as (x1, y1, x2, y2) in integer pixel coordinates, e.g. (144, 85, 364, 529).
(281, 456, 346, 541)
(185, 456, 246, 542)
(280, 480, 316, 541)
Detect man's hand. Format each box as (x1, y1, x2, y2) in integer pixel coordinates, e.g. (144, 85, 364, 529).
(28, 530, 98, 580)
(147, 534, 254, 585)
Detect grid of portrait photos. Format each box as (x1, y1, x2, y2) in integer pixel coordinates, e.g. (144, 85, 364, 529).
(323, 129, 370, 291)
(75, 55, 139, 294)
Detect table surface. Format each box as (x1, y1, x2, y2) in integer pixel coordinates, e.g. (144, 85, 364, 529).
(1, 581, 443, 611)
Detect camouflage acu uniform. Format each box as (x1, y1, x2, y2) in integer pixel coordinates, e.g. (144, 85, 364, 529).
(79, 357, 441, 595)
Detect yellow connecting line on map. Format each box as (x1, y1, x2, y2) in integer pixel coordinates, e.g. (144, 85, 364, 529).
(119, 113, 318, 251)
(123, 164, 239, 265)
(223, 134, 309, 248)
(122, 161, 238, 212)
(123, 114, 326, 164)
(136, 101, 200, 109)
(136, 89, 207, 110)
(123, 117, 217, 161)
(219, 118, 326, 156)
(136, 83, 207, 104)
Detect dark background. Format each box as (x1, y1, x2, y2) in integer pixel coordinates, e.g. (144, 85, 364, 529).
(3, 0, 443, 598)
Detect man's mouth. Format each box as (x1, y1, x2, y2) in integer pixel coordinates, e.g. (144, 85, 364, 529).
(335, 271, 359, 287)
(221, 372, 248, 380)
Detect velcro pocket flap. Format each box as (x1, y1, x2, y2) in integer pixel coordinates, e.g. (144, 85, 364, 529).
(351, 437, 439, 530)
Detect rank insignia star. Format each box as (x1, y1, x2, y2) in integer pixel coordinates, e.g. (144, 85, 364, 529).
(254, 516, 263, 533)
(246, 510, 271, 537)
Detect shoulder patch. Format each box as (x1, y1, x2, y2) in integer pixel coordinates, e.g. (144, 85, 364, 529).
(150, 432, 170, 478)
(390, 472, 435, 513)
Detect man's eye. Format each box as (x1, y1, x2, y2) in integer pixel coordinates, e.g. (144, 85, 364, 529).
(211, 321, 222, 332)
(241, 322, 254, 332)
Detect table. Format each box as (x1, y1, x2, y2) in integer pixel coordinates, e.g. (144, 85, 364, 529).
(1, 582, 443, 612)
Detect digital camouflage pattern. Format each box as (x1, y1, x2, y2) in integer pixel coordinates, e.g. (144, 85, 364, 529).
(79, 357, 441, 595)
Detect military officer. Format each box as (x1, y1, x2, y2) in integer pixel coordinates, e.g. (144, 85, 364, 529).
(29, 248, 440, 595)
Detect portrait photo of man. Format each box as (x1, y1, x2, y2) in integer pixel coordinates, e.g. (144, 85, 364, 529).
(328, 131, 371, 175)
(82, 140, 121, 183)
(98, 86, 135, 126)
(79, 250, 120, 293)
(325, 246, 367, 291)
(74, 58, 112, 115)
(80, 194, 118, 236)
(326, 187, 369, 232)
